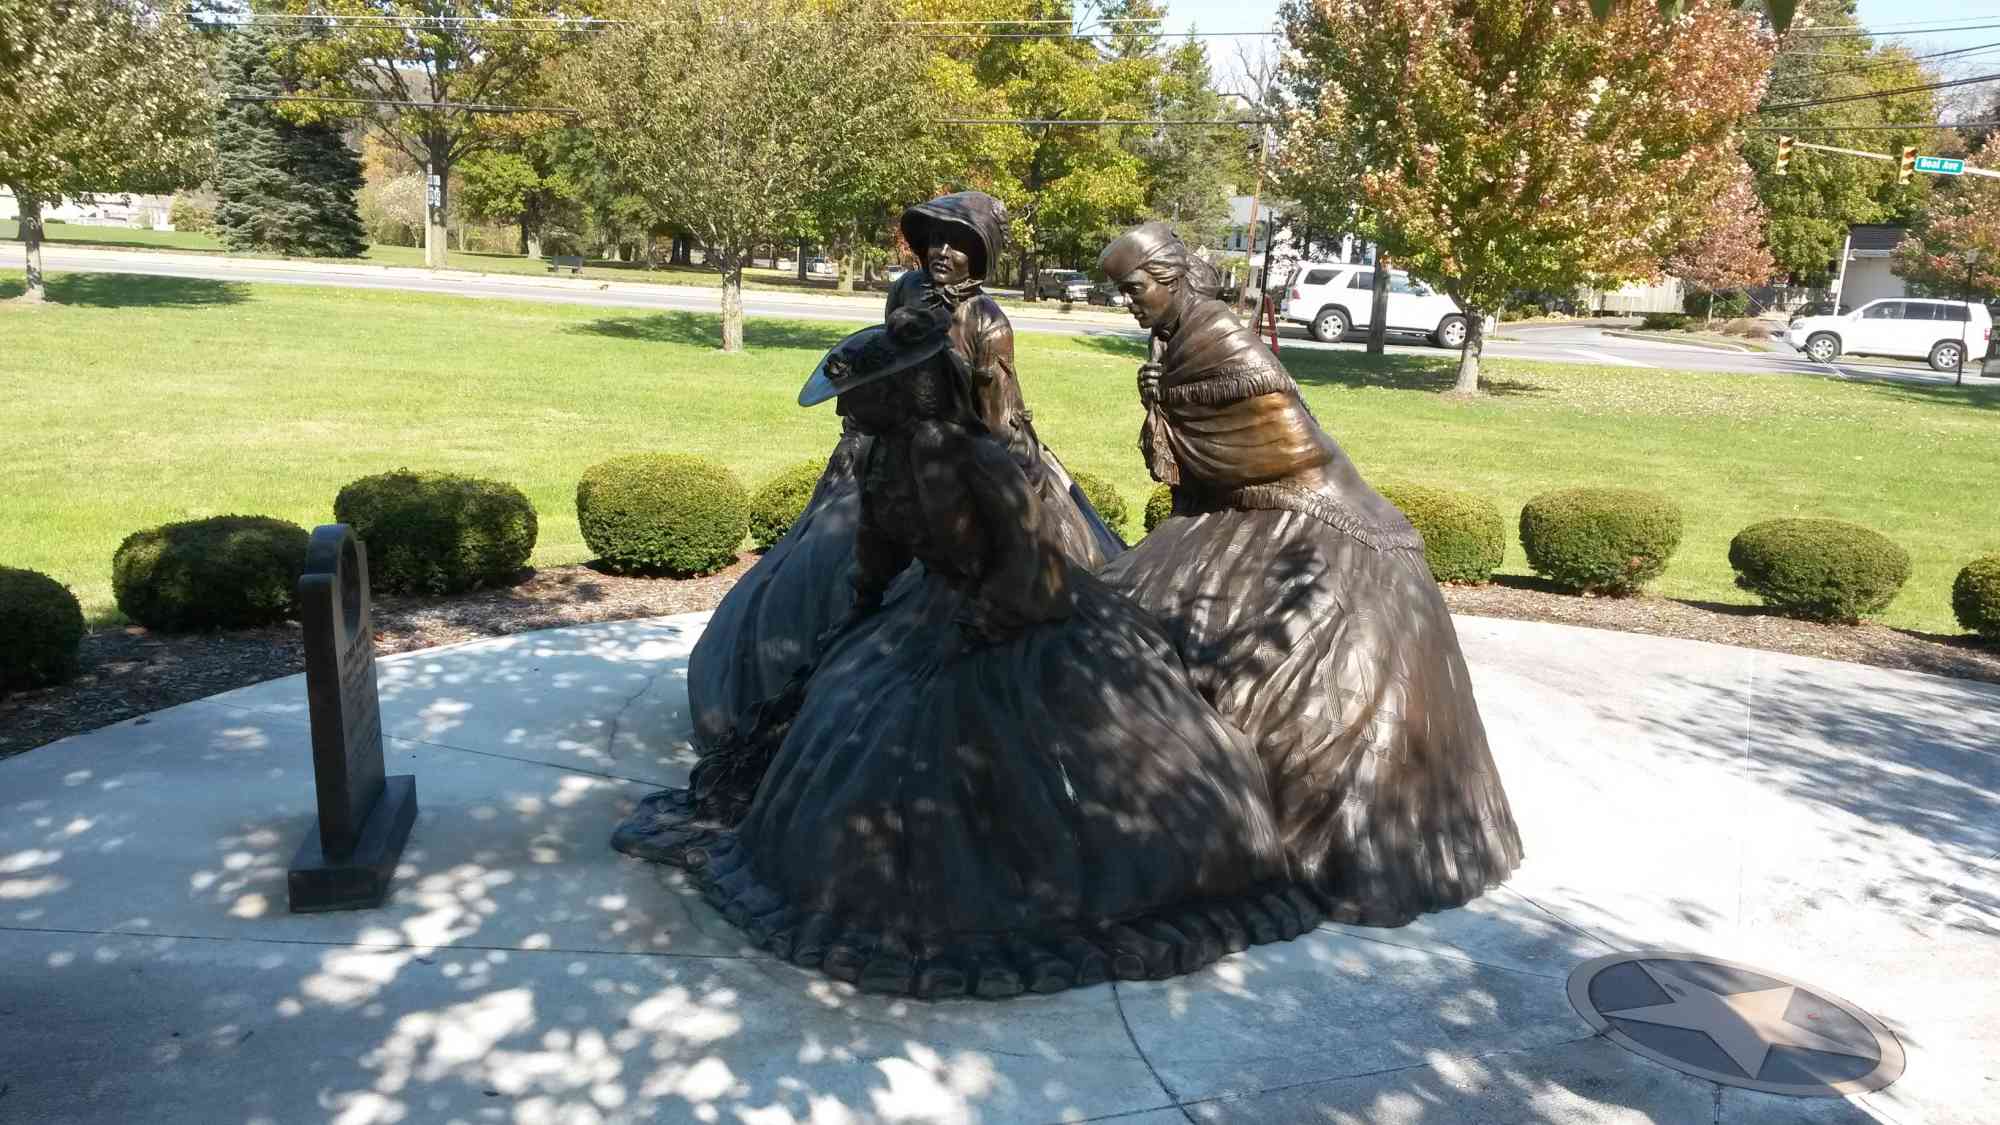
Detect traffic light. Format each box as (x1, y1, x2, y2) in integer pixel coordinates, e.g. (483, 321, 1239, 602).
(1899, 146, 1917, 185)
(1776, 135, 1794, 176)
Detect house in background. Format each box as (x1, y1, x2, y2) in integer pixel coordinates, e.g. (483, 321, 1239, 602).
(1220, 194, 1296, 290)
(0, 188, 177, 230)
(1831, 223, 1909, 311)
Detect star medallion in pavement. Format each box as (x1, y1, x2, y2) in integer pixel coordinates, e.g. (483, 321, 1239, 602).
(1603, 961, 1874, 1080)
(1566, 951, 1906, 1097)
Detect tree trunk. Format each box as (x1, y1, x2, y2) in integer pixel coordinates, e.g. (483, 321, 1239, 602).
(1454, 306, 1486, 393)
(1367, 251, 1391, 355)
(1023, 248, 1040, 302)
(797, 239, 808, 283)
(525, 227, 542, 261)
(17, 192, 46, 303)
(837, 228, 857, 294)
(720, 250, 745, 353)
(424, 160, 449, 269)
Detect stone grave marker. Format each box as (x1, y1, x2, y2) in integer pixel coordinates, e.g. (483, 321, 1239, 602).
(287, 524, 418, 912)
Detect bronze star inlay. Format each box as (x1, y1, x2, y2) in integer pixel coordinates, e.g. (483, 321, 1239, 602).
(1566, 951, 1906, 1097)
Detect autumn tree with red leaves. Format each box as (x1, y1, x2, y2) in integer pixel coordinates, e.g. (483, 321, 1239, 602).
(1278, 0, 1773, 391)
(1665, 163, 1776, 319)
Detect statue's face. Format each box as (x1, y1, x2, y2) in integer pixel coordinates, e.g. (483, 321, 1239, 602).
(834, 375, 901, 435)
(1117, 268, 1175, 330)
(926, 230, 977, 287)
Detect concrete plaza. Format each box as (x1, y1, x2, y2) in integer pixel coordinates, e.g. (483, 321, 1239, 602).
(2, 612, 1993, 1124)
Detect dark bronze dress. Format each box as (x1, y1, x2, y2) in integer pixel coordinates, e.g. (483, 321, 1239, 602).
(634, 335, 1297, 1000)
(685, 276, 1121, 751)
(1098, 298, 1524, 927)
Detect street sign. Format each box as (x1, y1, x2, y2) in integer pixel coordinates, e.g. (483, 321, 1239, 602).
(1914, 156, 1966, 176)
(426, 173, 442, 208)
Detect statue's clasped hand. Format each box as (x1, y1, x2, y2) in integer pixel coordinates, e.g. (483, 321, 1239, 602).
(1137, 363, 1163, 406)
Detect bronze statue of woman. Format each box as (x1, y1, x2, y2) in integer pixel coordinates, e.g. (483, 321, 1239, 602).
(1096, 222, 1524, 927)
(619, 308, 1297, 999)
(684, 191, 1119, 751)
(885, 191, 1123, 565)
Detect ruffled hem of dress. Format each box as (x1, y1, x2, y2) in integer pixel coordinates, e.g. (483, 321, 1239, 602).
(614, 788, 1349, 1000)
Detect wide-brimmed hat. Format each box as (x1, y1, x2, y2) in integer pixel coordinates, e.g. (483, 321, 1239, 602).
(798, 308, 952, 407)
(900, 191, 1007, 280)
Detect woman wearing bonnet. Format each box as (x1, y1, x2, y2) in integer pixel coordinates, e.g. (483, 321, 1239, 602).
(1097, 221, 1523, 927)
(685, 191, 1119, 752)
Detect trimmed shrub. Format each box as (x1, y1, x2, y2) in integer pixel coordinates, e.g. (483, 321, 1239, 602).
(112, 515, 309, 631)
(1729, 519, 1910, 623)
(1070, 471, 1129, 535)
(1954, 555, 2000, 639)
(1640, 312, 1691, 331)
(1378, 483, 1505, 584)
(748, 459, 825, 550)
(1519, 488, 1682, 595)
(334, 470, 538, 595)
(1144, 484, 1175, 533)
(577, 453, 748, 576)
(0, 567, 85, 694)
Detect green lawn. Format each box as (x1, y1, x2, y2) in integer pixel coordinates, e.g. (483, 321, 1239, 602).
(4, 271, 1996, 635)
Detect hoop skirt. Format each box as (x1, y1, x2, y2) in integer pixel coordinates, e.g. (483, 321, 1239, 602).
(686, 430, 1121, 749)
(1101, 508, 1520, 926)
(633, 566, 1312, 998)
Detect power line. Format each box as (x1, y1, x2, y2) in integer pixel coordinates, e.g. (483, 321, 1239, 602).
(224, 93, 578, 116)
(917, 30, 1275, 39)
(1770, 40, 2000, 86)
(1745, 121, 2000, 131)
(1763, 70, 2000, 112)
(192, 11, 1281, 40)
(941, 117, 1272, 126)
(1787, 20, 2000, 39)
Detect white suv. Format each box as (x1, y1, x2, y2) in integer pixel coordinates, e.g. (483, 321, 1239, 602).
(1788, 298, 1993, 371)
(1278, 263, 1470, 348)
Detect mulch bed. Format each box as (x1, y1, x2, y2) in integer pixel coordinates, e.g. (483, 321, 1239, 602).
(4, 561, 1995, 761)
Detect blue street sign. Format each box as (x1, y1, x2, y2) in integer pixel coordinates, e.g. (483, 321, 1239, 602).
(1913, 156, 1966, 176)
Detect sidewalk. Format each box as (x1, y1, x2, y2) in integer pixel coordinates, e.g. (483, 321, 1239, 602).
(2, 612, 1993, 1124)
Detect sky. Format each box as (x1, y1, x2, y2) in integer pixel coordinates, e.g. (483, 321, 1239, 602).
(1162, 0, 2000, 88)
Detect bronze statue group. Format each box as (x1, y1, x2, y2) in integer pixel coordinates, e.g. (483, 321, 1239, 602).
(615, 193, 1524, 1000)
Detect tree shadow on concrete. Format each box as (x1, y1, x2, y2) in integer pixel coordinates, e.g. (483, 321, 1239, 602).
(0, 272, 248, 308)
(1563, 653, 2000, 978)
(0, 613, 1921, 1124)
(566, 312, 851, 353)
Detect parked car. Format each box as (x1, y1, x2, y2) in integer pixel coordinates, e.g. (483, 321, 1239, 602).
(1037, 269, 1091, 301)
(1088, 280, 1128, 307)
(884, 264, 911, 284)
(806, 257, 838, 280)
(1786, 298, 1993, 371)
(1277, 263, 1471, 347)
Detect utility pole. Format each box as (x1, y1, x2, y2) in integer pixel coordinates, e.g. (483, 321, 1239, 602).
(1236, 129, 1266, 317)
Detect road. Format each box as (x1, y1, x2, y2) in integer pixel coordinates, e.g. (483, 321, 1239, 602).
(29, 244, 1995, 386)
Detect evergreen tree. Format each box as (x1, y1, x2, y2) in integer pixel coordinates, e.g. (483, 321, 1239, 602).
(212, 24, 367, 258)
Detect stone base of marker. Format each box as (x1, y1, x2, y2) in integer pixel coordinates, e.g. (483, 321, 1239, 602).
(288, 774, 419, 912)
(286, 523, 417, 913)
